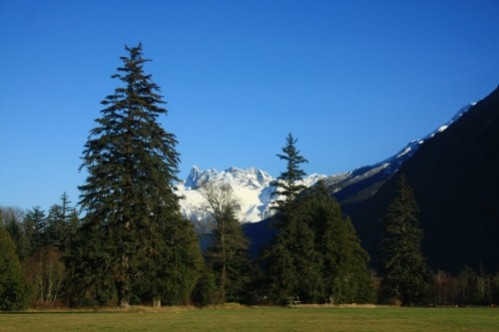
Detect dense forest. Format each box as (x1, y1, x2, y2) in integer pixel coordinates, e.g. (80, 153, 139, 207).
(1, 45, 498, 311)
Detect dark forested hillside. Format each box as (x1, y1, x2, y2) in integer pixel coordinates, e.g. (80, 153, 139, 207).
(345, 86, 499, 273)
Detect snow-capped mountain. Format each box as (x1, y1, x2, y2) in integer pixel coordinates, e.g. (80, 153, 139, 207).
(177, 103, 474, 230)
(176, 166, 326, 226)
(243, 99, 485, 261)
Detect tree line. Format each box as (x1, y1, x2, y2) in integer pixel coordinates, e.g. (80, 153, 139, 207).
(2, 44, 498, 310)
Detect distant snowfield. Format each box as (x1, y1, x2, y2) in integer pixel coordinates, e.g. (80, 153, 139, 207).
(176, 166, 325, 224)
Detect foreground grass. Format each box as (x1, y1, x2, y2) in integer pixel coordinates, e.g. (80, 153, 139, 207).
(0, 306, 498, 331)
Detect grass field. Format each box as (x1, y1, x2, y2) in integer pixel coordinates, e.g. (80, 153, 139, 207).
(0, 306, 498, 331)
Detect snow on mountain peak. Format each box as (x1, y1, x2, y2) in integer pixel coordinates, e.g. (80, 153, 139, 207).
(179, 103, 476, 230)
(177, 166, 324, 225)
(429, 103, 474, 137)
(320, 102, 477, 200)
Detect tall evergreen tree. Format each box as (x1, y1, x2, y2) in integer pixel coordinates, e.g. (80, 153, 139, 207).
(71, 44, 201, 307)
(263, 135, 374, 305)
(271, 133, 308, 211)
(379, 175, 428, 305)
(264, 134, 322, 304)
(0, 218, 28, 311)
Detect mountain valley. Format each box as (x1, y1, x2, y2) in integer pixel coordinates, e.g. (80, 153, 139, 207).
(178, 86, 499, 273)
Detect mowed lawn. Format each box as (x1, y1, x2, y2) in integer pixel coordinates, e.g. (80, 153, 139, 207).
(0, 306, 498, 332)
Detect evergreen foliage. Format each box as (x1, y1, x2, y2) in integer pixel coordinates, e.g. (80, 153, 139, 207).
(271, 133, 308, 211)
(263, 136, 374, 304)
(43, 193, 74, 250)
(192, 265, 218, 306)
(264, 134, 318, 304)
(70, 44, 201, 307)
(297, 182, 375, 303)
(263, 182, 375, 304)
(263, 207, 322, 304)
(64, 219, 115, 306)
(0, 219, 28, 311)
(1, 207, 29, 261)
(379, 175, 429, 305)
(22, 206, 46, 257)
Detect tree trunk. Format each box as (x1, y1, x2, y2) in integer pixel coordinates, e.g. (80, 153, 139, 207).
(116, 276, 131, 308)
(119, 298, 130, 309)
(153, 297, 161, 308)
(220, 232, 227, 303)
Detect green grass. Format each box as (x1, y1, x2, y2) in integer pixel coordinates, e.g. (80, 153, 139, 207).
(0, 306, 498, 331)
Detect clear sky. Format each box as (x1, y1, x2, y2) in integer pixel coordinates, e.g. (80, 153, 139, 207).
(1, 0, 499, 212)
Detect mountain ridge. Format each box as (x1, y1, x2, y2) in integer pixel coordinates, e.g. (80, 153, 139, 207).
(177, 166, 326, 225)
(180, 86, 499, 274)
(343, 86, 499, 272)
(325, 103, 473, 204)
(177, 102, 475, 230)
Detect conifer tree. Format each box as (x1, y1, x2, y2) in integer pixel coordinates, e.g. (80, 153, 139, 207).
(44, 192, 73, 250)
(23, 206, 46, 257)
(295, 181, 374, 303)
(0, 219, 28, 311)
(192, 265, 217, 306)
(263, 209, 322, 304)
(72, 44, 201, 307)
(264, 134, 322, 304)
(379, 175, 428, 305)
(297, 182, 375, 303)
(263, 135, 374, 304)
(1, 207, 29, 261)
(271, 133, 308, 211)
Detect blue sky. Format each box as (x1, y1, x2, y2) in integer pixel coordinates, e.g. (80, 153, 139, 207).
(1, 0, 499, 211)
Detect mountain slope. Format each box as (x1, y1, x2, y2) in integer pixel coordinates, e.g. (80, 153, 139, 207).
(178, 102, 472, 229)
(345, 86, 499, 273)
(327, 103, 473, 206)
(182, 87, 499, 274)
